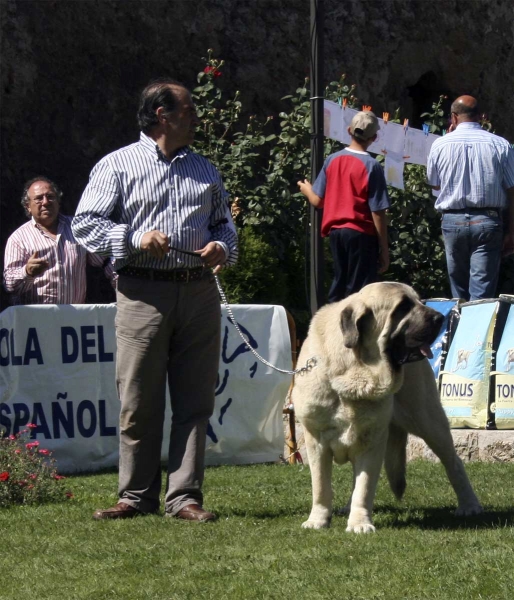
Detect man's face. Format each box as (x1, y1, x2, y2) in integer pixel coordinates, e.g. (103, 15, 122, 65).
(26, 181, 60, 228)
(163, 86, 200, 147)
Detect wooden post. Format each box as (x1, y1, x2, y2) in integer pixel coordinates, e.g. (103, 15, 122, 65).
(283, 310, 299, 464)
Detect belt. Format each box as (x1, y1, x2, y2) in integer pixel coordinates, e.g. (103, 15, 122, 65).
(117, 266, 206, 282)
(442, 207, 501, 215)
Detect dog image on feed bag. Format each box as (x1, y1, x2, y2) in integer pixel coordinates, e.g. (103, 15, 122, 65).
(439, 299, 513, 428)
(292, 282, 483, 533)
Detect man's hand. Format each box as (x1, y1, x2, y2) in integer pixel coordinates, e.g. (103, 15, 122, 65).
(25, 251, 49, 277)
(378, 250, 390, 274)
(141, 230, 170, 259)
(502, 232, 514, 258)
(195, 242, 226, 274)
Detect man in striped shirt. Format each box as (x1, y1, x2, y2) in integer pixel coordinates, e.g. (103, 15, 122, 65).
(3, 176, 114, 305)
(72, 78, 238, 522)
(427, 95, 514, 301)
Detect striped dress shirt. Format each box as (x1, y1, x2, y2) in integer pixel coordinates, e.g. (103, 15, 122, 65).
(427, 122, 514, 211)
(72, 133, 238, 271)
(3, 214, 114, 305)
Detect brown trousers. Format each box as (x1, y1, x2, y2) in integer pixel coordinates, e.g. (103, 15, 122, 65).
(115, 273, 221, 514)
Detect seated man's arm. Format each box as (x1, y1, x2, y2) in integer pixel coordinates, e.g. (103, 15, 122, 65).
(3, 238, 40, 294)
(86, 252, 117, 288)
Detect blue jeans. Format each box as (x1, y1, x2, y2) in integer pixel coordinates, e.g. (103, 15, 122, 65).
(441, 210, 503, 301)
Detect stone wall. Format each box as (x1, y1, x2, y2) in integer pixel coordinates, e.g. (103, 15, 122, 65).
(284, 417, 514, 465)
(2, 0, 513, 307)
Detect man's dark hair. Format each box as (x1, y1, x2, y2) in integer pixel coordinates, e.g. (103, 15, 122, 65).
(137, 78, 188, 133)
(21, 176, 62, 217)
(451, 100, 481, 119)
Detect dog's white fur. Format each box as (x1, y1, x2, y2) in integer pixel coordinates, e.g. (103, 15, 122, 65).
(292, 282, 483, 533)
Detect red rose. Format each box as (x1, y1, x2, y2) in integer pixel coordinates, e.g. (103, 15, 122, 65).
(0, 472, 9, 482)
(203, 66, 221, 78)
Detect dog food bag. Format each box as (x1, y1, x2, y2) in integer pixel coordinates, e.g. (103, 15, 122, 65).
(439, 300, 504, 428)
(489, 298, 514, 429)
(424, 299, 459, 379)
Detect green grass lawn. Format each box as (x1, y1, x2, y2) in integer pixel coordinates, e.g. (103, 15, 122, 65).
(1, 460, 513, 600)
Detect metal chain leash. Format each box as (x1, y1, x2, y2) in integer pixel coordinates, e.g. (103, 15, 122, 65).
(167, 245, 317, 376)
(214, 274, 317, 376)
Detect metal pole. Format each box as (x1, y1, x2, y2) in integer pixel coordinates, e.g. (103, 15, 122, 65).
(309, 0, 325, 314)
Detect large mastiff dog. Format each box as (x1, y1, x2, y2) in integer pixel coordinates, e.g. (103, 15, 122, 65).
(292, 282, 483, 533)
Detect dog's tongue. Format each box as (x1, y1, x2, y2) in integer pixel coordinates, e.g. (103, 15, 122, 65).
(420, 344, 433, 359)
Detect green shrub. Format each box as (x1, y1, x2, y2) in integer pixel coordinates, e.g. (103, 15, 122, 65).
(218, 227, 288, 305)
(193, 52, 511, 320)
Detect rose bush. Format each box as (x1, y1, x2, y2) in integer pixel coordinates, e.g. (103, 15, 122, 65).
(0, 425, 70, 507)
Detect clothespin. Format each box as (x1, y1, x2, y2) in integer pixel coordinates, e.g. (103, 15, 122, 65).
(422, 123, 430, 136)
(342, 97, 348, 108)
(382, 112, 389, 124)
(362, 105, 372, 112)
(442, 129, 447, 136)
(337, 97, 342, 107)
(403, 118, 409, 131)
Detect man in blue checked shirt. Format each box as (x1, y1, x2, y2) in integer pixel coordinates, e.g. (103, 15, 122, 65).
(72, 78, 238, 522)
(427, 95, 514, 301)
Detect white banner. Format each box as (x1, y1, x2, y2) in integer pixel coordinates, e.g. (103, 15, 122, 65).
(0, 304, 291, 473)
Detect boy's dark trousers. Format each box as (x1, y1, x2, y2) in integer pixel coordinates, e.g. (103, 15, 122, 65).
(328, 227, 379, 302)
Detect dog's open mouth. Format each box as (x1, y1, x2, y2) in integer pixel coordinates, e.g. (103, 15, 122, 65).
(403, 343, 434, 364)
(388, 341, 434, 367)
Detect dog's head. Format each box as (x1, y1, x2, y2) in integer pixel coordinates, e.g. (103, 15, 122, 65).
(340, 282, 444, 371)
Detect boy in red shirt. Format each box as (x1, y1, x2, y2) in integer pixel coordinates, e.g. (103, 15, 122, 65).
(298, 111, 390, 302)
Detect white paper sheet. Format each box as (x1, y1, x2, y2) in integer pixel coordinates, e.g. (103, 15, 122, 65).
(323, 100, 347, 144)
(384, 152, 405, 190)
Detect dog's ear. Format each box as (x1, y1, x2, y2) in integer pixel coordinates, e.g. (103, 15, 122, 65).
(341, 300, 371, 348)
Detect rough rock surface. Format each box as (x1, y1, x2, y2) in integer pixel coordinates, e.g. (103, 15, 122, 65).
(2, 0, 514, 308)
(284, 417, 514, 464)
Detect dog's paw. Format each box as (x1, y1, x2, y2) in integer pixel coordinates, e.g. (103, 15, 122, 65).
(346, 522, 376, 534)
(454, 502, 483, 517)
(302, 519, 331, 529)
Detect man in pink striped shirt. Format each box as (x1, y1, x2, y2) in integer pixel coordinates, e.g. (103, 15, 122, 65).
(3, 176, 114, 305)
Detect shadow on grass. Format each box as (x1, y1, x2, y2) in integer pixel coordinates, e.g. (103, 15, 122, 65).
(218, 507, 309, 519)
(345, 504, 514, 530)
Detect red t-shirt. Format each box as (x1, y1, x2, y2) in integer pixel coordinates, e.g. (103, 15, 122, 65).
(312, 148, 390, 237)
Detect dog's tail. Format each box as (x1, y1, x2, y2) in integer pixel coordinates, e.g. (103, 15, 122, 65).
(385, 423, 408, 500)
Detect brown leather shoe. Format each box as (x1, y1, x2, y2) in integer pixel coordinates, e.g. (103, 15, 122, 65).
(173, 504, 217, 522)
(92, 501, 142, 520)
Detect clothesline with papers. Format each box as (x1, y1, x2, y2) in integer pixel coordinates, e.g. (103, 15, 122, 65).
(323, 100, 440, 190)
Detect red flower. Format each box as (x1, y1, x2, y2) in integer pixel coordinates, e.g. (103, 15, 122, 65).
(25, 441, 40, 450)
(0, 472, 9, 482)
(8, 435, 16, 440)
(27, 423, 37, 429)
(203, 66, 221, 78)
(14, 449, 21, 454)
(38, 449, 51, 456)
(29, 474, 38, 480)
(65, 492, 74, 498)
(54, 474, 66, 480)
